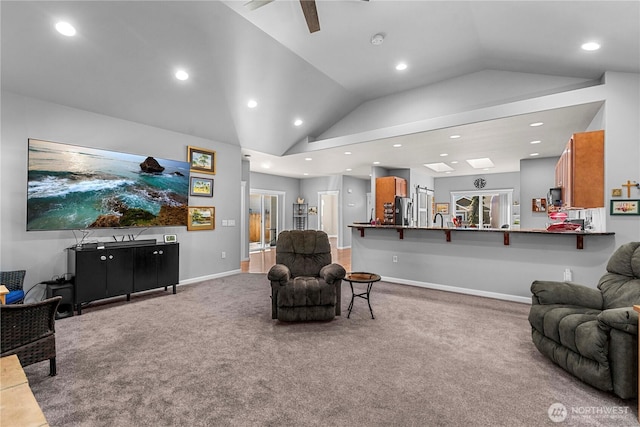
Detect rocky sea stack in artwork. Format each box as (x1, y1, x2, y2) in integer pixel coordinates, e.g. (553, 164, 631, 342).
(140, 156, 165, 173)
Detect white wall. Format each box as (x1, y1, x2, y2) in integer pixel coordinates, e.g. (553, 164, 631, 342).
(1, 92, 242, 291)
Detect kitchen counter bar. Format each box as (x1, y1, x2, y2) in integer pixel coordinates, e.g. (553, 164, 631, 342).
(348, 224, 613, 249)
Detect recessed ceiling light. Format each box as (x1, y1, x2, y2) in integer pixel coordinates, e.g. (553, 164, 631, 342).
(393, 143, 402, 148)
(303, 173, 309, 176)
(451, 160, 459, 164)
(344, 151, 352, 155)
(529, 122, 544, 127)
(346, 168, 352, 171)
(581, 41, 601, 51)
(175, 70, 189, 81)
(530, 153, 540, 156)
(395, 62, 408, 71)
(530, 140, 541, 144)
(261, 163, 270, 169)
(440, 153, 448, 157)
(449, 135, 461, 139)
(466, 158, 494, 169)
(373, 161, 380, 165)
(305, 157, 312, 161)
(424, 162, 454, 172)
(247, 99, 258, 109)
(294, 119, 303, 126)
(55, 21, 76, 36)
(445, 171, 452, 174)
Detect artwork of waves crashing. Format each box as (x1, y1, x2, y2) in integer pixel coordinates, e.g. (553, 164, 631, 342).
(27, 140, 190, 230)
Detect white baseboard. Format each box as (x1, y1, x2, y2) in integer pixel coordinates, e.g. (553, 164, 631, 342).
(179, 269, 242, 286)
(382, 276, 531, 304)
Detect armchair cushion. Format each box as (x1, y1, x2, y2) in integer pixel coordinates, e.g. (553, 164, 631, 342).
(5, 290, 25, 305)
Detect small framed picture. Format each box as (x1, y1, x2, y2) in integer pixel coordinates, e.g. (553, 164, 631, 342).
(163, 234, 177, 243)
(435, 203, 449, 215)
(610, 200, 640, 215)
(188, 146, 216, 175)
(611, 188, 622, 197)
(308, 206, 318, 215)
(532, 198, 547, 212)
(190, 176, 214, 197)
(187, 206, 215, 230)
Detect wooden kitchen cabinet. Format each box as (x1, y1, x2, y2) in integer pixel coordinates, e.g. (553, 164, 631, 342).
(555, 130, 604, 208)
(375, 176, 407, 224)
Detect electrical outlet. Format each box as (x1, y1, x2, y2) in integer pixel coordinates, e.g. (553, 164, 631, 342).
(563, 268, 572, 281)
(221, 251, 226, 259)
(392, 255, 398, 263)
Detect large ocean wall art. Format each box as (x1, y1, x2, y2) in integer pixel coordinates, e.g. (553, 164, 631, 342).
(27, 139, 190, 231)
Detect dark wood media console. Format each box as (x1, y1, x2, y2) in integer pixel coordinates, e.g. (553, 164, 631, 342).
(67, 241, 179, 314)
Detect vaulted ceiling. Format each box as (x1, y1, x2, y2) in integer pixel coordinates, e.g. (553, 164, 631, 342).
(2, 1, 638, 179)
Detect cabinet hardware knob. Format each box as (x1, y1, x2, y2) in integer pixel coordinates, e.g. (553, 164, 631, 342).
(158, 250, 163, 255)
(100, 255, 107, 261)
(153, 251, 158, 255)
(108, 255, 114, 260)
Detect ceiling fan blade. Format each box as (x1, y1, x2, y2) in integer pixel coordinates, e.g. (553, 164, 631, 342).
(299, 0, 320, 33)
(244, 0, 275, 12)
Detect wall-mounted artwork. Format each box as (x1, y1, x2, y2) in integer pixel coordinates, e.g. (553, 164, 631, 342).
(435, 203, 449, 215)
(190, 176, 213, 197)
(188, 146, 216, 175)
(308, 206, 318, 215)
(187, 206, 215, 230)
(27, 139, 189, 231)
(532, 198, 547, 212)
(610, 200, 639, 215)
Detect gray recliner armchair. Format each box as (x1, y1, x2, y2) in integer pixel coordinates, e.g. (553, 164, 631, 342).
(529, 241, 640, 399)
(268, 230, 346, 322)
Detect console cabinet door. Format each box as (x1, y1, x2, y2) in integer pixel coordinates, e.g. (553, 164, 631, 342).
(157, 244, 179, 287)
(133, 244, 179, 292)
(105, 248, 134, 297)
(74, 250, 108, 304)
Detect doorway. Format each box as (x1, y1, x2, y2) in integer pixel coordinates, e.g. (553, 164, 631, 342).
(318, 191, 339, 238)
(249, 191, 283, 252)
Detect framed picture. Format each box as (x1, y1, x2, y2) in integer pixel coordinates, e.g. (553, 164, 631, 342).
(610, 200, 640, 215)
(308, 206, 318, 215)
(532, 198, 546, 212)
(187, 206, 215, 230)
(188, 146, 216, 175)
(435, 203, 449, 215)
(163, 234, 177, 243)
(190, 176, 214, 197)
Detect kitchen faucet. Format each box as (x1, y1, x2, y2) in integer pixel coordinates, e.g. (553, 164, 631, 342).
(434, 212, 444, 228)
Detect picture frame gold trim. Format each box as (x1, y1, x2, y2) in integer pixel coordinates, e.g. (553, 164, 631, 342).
(187, 206, 215, 230)
(435, 203, 449, 215)
(188, 146, 216, 175)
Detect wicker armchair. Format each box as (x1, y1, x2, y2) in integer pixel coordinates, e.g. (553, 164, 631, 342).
(0, 270, 26, 304)
(1, 296, 62, 376)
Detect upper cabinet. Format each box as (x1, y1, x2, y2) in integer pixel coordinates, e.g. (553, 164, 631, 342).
(555, 130, 604, 208)
(375, 176, 407, 224)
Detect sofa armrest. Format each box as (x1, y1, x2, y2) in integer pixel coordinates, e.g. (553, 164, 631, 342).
(267, 264, 291, 285)
(319, 263, 346, 284)
(598, 308, 638, 335)
(530, 280, 603, 309)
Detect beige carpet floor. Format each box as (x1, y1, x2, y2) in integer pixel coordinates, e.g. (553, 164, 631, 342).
(23, 273, 638, 426)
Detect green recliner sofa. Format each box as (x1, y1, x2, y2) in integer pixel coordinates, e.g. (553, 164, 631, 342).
(268, 230, 346, 322)
(529, 241, 640, 399)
